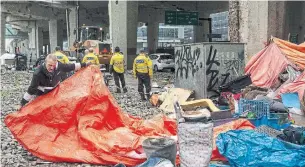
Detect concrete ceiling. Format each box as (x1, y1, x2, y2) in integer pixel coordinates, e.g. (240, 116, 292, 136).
(79, 1, 108, 9)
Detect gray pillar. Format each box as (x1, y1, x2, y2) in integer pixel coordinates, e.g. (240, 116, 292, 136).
(1, 13, 6, 55)
(28, 27, 35, 49)
(194, 13, 210, 43)
(109, 1, 138, 69)
(68, 7, 77, 48)
(36, 27, 43, 58)
(49, 19, 63, 52)
(147, 21, 159, 54)
(229, 1, 286, 57)
(228, 0, 240, 42)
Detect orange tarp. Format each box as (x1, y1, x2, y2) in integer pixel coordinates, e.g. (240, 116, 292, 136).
(5, 66, 176, 166)
(273, 38, 305, 70)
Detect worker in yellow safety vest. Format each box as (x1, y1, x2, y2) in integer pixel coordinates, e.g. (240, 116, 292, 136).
(54, 46, 69, 81)
(54, 46, 69, 64)
(82, 48, 100, 65)
(133, 50, 153, 100)
(110, 46, 127, 93)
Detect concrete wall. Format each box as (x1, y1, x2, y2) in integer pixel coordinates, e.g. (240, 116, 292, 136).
(175, 43, 245, 99)
(284, 1, 305, 43)
(229, 1, 305, 58)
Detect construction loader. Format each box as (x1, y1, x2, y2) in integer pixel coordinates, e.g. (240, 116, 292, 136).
(70, 25, 112, 70)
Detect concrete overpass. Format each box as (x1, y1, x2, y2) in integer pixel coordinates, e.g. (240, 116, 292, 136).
(1, 0, 305, 68)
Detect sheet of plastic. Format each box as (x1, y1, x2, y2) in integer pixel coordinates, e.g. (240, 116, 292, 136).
(245, 37, 305, 88)
(4, 66, 177, 166)
(216, 130, 305, 167)
(211, 119, 255, 161)
(277, 71, 305, 102)
(273, 38, 305, 69)
(245, 42, 289, 88)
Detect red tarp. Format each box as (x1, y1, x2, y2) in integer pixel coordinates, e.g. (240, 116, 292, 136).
(5, 66, 176, 166)
(245, 37, 305, 88)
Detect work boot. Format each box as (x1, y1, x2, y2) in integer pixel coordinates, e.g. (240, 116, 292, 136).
(123, 87, 127, 93)
(140, 94, 146, 101)
(116, 88, 121, 93)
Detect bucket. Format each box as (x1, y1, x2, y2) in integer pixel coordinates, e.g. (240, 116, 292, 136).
(142, 137, 177, 166)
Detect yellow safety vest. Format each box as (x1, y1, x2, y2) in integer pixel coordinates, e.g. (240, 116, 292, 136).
(54, 51, 69, 64)
(82, 53, 100, 65)
(110, 52, 125, 73)
(133, 54, 153, 77)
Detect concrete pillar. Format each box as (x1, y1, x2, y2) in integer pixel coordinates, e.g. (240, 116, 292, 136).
(36, 27, 43, 58)
(49, 19, 63, 52)
(147, 21, 159, 54)
(68, 7, 77, 48)
(29, 28, 35, 49)
(229, 1, 286, 57)
(1, 13, 6, 55)
(109, 1, 138, 69)
(194, 12, 210, 43)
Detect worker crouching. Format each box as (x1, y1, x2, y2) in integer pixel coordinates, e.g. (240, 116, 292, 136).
(133, 50, 153, 101)
(20, 54, 91, 107)
(110, 47, 127, 93)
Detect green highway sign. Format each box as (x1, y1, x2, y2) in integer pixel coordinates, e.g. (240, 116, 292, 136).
(165, 11, 199, 25)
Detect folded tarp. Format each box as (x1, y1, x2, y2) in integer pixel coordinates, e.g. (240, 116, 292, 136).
(217, 130, 305, 167)
(5, 66, 177, 166)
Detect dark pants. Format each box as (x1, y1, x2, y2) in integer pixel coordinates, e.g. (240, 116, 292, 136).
(113, 71, 126, 90)
(137, 73, 151, 96)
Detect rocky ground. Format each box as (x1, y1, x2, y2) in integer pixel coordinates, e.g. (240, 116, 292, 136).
(1, 69, 174, 167)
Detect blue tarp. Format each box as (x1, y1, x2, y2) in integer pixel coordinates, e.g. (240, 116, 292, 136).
(216, 130, 305, 167)
(281, 92, 301, 109)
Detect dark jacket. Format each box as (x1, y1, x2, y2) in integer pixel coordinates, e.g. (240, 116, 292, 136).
(21, 61, 87, 106)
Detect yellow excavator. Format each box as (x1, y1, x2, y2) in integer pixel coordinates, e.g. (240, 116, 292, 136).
(70, 25, 112, 68)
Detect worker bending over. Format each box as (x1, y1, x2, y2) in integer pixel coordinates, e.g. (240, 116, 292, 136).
(54, 46, 70, 80)
(82, 48, 100, 65)
(110, 47, 127, 93)
(133, 50, 153, 100)
(20, 54, 91, 107)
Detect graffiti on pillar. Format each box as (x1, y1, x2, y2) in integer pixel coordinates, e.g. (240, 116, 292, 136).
(206, 45, 243, 98)
(175, 45, 203, 79)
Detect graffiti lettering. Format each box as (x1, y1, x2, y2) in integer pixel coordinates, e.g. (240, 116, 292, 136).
(175, 45, 203, 79)
(206, 46, 242, 98)
(206, 45, 221, 98)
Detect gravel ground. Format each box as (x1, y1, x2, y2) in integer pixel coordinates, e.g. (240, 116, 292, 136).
(1, 69, 174, 167)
